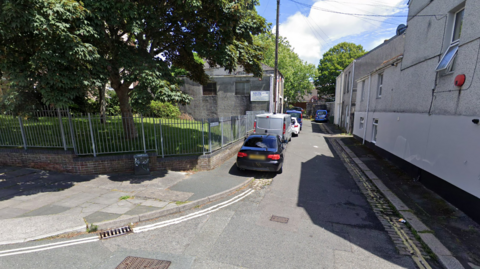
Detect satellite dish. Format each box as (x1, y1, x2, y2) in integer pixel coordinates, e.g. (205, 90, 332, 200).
(397, 24, 407, 36)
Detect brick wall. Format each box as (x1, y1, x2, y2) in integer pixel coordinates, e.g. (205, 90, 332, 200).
(0, 140, 243, 175)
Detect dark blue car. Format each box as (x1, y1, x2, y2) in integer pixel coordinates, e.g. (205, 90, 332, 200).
(286, 110, 303, 130)
(236, 135, 285, 173)
(315, 110, 328, 122)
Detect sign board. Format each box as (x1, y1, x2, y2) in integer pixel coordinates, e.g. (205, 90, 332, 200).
(210, 122, 219, 127)
(251, 91, 269, 102)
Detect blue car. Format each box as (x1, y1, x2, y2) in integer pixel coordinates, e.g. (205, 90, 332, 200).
(286, 110, 303, 130)
(315, 110, 328, 122)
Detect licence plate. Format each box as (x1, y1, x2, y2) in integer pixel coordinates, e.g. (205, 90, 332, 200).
(249, 154, 266, 160)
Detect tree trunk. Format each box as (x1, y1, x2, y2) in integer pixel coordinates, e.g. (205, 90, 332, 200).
(99, 84, 107, 124)
(114, 84, 138, 139)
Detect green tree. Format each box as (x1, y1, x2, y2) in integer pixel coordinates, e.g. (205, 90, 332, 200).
(256, 33, 317, 104)
(315, 42, 366, 99)
(0, 0, 267, 138)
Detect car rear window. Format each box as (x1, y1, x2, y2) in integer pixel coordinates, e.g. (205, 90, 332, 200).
(287, 112, 301, 119)
(317, 111, 327, 115)
(256, 118, 269, 128)
(244, 136, 277, 149)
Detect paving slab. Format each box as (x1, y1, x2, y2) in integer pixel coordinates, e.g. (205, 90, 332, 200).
(140, 200, 169, 208)
(84, 211, 122, 224)
(100, 200, 137, 214)
(124, 205, 162, 215)
(0, 207, 30, 219)
(20, 204, 72, 217)
(134, 189, 193, 201)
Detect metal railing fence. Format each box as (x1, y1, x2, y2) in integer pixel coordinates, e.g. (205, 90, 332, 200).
(0, 110, 264, 157)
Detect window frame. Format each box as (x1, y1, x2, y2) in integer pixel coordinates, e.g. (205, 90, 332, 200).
(202, 82, 217, 96)
(436, 42, 459, 72)
(360, 80, 366, 101)
(372, 118, 379, 144)
(359, 117, 364, 129)
(451, 8, 465, 44)
(377, 74, 383, 98)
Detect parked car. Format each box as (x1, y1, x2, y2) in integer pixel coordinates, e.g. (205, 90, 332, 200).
(291, 117, 300, 136)
(285, 110, 303, 130)
(289, 106, 304, 113)
(236, 134, 285, 173)
(314, 110, 328, 122)
(254, 113, 292, 142)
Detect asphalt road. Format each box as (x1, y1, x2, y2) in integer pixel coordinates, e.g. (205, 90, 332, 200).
(0, 120, 416, 269)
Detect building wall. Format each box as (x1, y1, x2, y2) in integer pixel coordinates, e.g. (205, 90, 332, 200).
(179, 75, 271, 119)
(354, 0, 480, 203)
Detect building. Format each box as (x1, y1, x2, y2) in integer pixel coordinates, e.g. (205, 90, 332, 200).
(179, 63, 284, 119)
(334, 34, 405, 133)
(347, 0, 480, 222)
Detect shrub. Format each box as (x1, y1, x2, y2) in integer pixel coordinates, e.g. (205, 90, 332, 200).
(149, 101, 180, 118)
(178, 113, 194, 121)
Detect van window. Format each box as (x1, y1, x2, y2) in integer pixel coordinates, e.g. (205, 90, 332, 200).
(317, 111, 327, 116)
(244, 136, 277, 149)
(257, 117, 270, 128)
(271, 118, 282, 129)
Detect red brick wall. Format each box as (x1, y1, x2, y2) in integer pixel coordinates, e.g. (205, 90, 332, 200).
(0, 140, 243, 175)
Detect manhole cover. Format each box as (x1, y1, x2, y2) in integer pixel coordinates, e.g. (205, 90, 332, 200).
(115, 256, 171, 269)
(270, 215, 289, 224)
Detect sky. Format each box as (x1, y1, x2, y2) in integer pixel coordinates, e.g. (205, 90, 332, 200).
(257, 0, 409, 65)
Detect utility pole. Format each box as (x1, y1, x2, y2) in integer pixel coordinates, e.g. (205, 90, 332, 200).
(273, 0, 280, 114)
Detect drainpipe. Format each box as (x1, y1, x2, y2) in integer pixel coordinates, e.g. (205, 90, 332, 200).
(363, 74, 372, 144)
(336, 71, 344, 125)
(348, 60, 356, 133)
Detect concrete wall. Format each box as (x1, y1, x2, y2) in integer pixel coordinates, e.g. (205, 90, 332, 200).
(179, 64, 284, 119)
(353, 0, 480, 200)
(179, 75, 271, 119)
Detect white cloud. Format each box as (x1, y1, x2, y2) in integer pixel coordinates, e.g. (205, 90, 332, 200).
(275, 0, 407, 64)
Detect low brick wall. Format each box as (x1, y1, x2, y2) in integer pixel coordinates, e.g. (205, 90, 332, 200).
(0, 140, 243, 175)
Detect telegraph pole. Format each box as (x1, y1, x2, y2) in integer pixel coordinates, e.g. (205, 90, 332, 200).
(273, 0, 280, 114)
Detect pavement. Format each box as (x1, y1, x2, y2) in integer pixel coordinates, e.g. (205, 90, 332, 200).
(321, 122, 480, 269)
(0, 156, 252, 245)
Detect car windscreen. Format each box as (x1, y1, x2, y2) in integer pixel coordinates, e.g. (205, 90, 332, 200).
(287, 112, 301, 119)
(244, 136, 277, 149)
(317, 111, 327, 115)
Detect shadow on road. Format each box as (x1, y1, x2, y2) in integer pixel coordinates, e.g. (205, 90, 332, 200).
(228, 164, 277, 179)
(296, 137, 418, 268)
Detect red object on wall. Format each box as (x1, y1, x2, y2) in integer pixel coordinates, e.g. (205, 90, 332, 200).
(455, 74, 466, 87)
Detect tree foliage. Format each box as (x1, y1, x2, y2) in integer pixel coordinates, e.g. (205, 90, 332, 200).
(315, 42, 367, 98)
(255, 33, 317, 104)
(0, 0, 267, 137)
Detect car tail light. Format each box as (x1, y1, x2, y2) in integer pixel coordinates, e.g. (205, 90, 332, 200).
(300, 113, 303, 119)
(237, 152, 247, 158)
(283, 123, 286, 135)
(267, 154, 281, 160)
(294, 125, 299, 128)
(254, 121, 256, 133)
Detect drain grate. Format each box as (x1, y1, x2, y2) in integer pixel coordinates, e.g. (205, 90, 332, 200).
(270, 215, 289, 224)
(99, 226, 132, 239)
(115, 256, 171, 269)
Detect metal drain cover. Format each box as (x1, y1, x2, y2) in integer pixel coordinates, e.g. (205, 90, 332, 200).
(270, 215, 289, 224)
(99, 226, 132, 239)
(116, 256, 171, 269)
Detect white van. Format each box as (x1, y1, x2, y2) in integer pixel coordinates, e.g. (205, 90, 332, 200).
(254, 113, 292, 142)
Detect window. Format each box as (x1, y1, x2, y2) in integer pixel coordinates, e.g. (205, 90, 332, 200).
(345, 72, 351, 94)
(235, 81, 251, 96)
(377, 74, 383, 98)
(372, 119, 379, 143)
(436, 8, 464, 72)
(360, 80, 366, 101)
(359, 117, 364, 129)
(202, 82, 217, 96)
